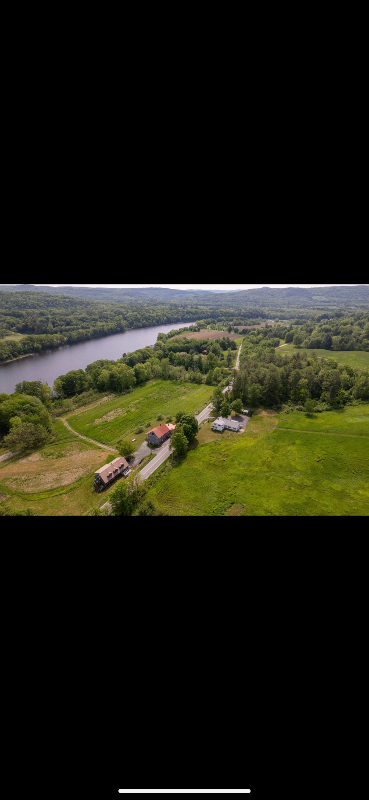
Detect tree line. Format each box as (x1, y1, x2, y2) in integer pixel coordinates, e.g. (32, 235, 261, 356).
(284, 312, 369, 351)
(52, 335, 239, 403)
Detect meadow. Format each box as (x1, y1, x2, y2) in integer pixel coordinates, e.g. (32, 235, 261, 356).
(2, 332, 26, 341)
(0, 419, 118, 516)
(279, 345, 369, 369)
(144, 405, 369, 516)
(66, 380, 214, 448)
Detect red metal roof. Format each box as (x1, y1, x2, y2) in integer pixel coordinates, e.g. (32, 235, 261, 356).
(147, 423, 176, 438)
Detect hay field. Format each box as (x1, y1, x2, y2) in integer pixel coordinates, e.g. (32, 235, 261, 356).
(144, 405, 369, 516)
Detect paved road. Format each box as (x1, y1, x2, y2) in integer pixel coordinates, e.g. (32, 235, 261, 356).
(140, 402, 217, 481)
(140, 439, 173, 481)
(140, 341, 243, 482)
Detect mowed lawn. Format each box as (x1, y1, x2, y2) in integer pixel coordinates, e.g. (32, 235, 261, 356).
(279, 345, 369, 369)
(145, 406, 369, 516)
(67, 380, 214, 448)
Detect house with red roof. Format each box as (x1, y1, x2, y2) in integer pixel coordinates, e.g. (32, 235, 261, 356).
(147, 423, 176, 447)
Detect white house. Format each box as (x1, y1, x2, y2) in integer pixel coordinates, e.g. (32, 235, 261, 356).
(211, 417, 241, 433)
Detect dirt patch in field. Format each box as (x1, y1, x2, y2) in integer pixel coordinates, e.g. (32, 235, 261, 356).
(0, 493, 8, 502)
(172, 329, 241, 341)
(94, 408, 126, 424)
(226, 504, 244, 516)
(20, 453, 43, 463)
(0, 447, 109, 493)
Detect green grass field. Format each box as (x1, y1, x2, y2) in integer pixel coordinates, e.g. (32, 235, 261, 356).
(66, 380, 214, 448)
(144, 405, 369, 516)
(279, 345, 369, 369)
(2, 332, 26, 342)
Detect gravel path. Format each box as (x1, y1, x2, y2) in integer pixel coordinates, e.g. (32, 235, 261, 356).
(61, 417, 118, 453)
(0, 451, 21, 463)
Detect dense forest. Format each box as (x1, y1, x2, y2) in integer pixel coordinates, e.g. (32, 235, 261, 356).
(283, 312, 369, 351)
(230, 340, 369, 411)
(1, 284, 369, 308)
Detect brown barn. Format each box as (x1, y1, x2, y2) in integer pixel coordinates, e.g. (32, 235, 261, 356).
(94, 457, 131, 492)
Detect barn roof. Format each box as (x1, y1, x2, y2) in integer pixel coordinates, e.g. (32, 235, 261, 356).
(147, 423, 176, 437)
(95, 457, 129, 485)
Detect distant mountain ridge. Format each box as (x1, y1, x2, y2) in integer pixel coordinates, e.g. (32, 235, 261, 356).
(0, 284, 368, 308)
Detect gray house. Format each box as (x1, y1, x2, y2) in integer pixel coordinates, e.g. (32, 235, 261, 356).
(211, 417, 241, 433)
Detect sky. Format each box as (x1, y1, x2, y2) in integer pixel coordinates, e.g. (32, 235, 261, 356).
(23, 283, 366, 291)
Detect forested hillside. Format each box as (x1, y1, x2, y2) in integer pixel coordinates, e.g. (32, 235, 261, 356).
(1, 284, 368, 308)
(0, 292, 211, 363)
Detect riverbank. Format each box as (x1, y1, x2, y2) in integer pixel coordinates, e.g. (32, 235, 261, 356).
(1, 352, 36, 365)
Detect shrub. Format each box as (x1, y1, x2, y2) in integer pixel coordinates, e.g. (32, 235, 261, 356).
(314, 402, 330, 413)
(135, 426, 144, 434)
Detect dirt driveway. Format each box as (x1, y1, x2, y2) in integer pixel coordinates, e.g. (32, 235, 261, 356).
(232, 413, 250, 433)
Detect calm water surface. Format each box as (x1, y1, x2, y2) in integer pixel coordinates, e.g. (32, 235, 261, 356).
(0, 322, 194, 395)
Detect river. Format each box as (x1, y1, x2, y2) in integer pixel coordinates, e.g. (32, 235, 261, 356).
(0, 321, 194, 395)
